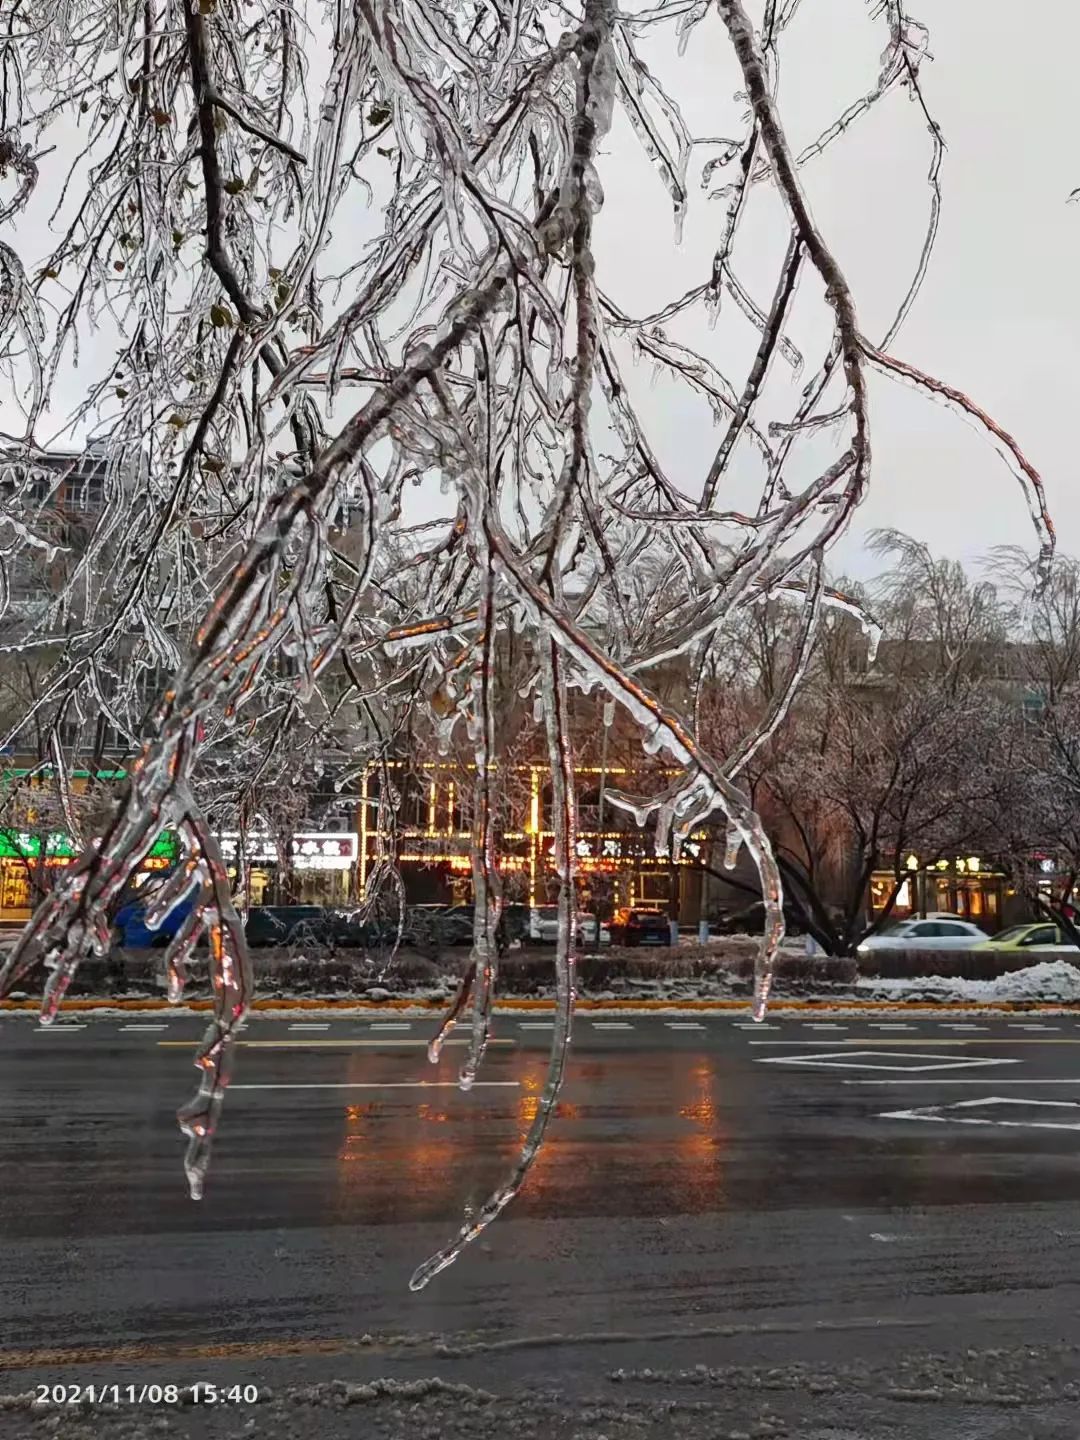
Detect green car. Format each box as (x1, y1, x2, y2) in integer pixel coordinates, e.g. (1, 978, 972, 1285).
(975, 922, 1074, 954)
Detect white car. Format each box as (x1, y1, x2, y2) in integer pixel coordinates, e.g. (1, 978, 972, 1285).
(530, 906, 610, 945)
(857, 917, 985, 955)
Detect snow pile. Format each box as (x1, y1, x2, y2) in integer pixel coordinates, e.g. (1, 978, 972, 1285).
(857, 959, 1080, 1004)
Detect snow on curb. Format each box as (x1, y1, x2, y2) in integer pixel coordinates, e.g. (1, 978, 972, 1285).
(856, 959, 1080, 1005)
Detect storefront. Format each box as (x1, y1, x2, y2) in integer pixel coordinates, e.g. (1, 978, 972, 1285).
(0, 829, 179, 923)
(358, 760, 707, 920)
(381, 828, 705, 918)
(869, 854, 1006, 929)
(218, 832, 359, 906)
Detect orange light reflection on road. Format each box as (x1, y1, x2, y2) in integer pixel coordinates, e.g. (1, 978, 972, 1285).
(675, 1059, 726, 1182)
(336, 1101, 376, 1166)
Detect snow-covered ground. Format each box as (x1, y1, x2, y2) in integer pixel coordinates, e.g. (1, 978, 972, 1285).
(856, 958, 1080, 1005)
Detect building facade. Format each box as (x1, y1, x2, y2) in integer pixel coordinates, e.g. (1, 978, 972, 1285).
(358, 759, 707, 921)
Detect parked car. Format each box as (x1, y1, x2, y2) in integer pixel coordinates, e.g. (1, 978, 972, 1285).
(608, 907, 671, 947)
(402, 903, 450, 949)
(244, 905, 332, 948)
(974, 922, 1077, 954)
(502, 903, 531, 945)
(856, 917, 985, 956)
(114, 893, 196, 948)
(327, 907, 391, 947)
(713, 900, 805, 936)
(530, 906, 610, 945)
(445, 903, 531, 950)
(404, 903, 523, 952)
(579, 913, 610, 946)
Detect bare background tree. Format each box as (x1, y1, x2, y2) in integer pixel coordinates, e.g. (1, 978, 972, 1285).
(0, 0, 1056, 1285)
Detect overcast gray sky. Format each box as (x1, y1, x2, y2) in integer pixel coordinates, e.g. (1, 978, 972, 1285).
(590, 0, 1080, 578)
(8, 0, 1077, 583)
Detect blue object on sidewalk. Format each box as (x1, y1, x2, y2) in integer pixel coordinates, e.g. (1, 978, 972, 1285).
(114, 893, 195, 948)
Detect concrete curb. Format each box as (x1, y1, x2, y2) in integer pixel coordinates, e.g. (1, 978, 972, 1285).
(1, 996, 1078, 1014)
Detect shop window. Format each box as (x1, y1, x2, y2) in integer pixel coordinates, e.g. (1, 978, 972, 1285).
(0, 863, 31, 913)
(870, 875, 912, 915)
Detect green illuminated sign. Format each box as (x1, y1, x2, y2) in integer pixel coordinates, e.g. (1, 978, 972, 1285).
(0, 830, 178, 861)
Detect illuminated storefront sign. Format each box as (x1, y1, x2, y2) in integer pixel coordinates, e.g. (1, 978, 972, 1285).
(218, 832, 359, 871)
(0, 829, 177, 864)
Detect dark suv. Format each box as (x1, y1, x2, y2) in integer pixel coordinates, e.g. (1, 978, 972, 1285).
(608, 907, 671, 947)
(245, 905, 332, 948)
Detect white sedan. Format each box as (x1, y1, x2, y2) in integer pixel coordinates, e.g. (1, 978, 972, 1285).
(857, 917, 986, 955)
(530, 906, 610, 945)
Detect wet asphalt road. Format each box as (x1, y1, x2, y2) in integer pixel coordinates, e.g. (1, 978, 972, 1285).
(2, 1008, 1080, 1437)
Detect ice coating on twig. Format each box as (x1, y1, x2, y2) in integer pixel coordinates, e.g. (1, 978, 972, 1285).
(411, 639, 578, 1291)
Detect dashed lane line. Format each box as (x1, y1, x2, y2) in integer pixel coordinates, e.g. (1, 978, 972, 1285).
(157, 1038, 515, 1049)
(230, 1080, 520, 1092)
(665, 1021, 705, 1030)
(590, 1021, 634, 1030)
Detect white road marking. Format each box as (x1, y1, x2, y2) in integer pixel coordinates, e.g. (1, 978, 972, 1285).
(231, 1081, 520, 1092)
(519, 1021, 554, 1029)
(806, 1024, 847, 1031)
(591, 1021, 633, 1030)
(159, 1037, 515, 1049)
(120, 1024, 168, 1032)
(666, 1021, 704, 1030)
(869, 1023, 916, 1031)
(734, 1022, 779, 1030)
(1009, 1023, 1059, 1031)
(35, 1024, 87, 1031)
(757, 1049, 1020, 1074)
(847, 1078, 1080, 1086)
(941, 1024, 987, 1032)
(880, 1096, 1080, 1131)
(369, 1023, 412, 1031)
(288, 1023, 330, 1031)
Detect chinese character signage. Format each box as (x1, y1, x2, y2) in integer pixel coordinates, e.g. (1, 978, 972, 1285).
(218, 832, 359, 870)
